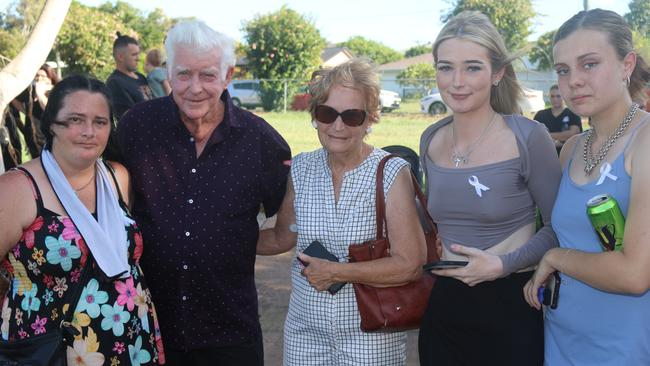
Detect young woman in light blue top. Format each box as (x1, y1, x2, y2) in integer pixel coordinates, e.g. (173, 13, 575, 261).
(524, 9, 650, 365)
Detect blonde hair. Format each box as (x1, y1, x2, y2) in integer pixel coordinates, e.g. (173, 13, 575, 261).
(433, 10, 523, 114)
(308, 58, 381, 123)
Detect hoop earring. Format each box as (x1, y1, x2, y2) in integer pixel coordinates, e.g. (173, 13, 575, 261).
(366, 126, 373, 134)
(625, 75, 631, 87)
(311, 120, 318, 129)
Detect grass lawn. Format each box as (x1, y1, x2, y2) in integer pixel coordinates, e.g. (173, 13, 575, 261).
(256, 99, 443, 156)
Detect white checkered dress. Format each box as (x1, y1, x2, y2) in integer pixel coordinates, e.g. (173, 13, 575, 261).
(284, 148, 409, 366)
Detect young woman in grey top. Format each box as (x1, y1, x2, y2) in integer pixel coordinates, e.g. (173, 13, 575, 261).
(418, 11, 562, 366)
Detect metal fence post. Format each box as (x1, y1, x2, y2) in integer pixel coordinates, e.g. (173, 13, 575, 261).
(283, 79, 288, 113)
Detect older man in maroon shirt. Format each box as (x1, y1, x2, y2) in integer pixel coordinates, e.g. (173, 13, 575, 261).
(116, 21, 291, 366)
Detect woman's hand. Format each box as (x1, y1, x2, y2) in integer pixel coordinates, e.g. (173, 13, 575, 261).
(430, 244, 503, 286)
(523, 249, 560, 310)
(298, 253, 338, 292)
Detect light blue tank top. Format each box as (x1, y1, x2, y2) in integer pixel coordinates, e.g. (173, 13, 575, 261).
(545, 120, 650, 365)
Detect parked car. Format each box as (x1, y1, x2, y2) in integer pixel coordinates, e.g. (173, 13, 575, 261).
(227, 80, 262, 109)
(420, 86, 545, 116)
(420, 91, 447, 115)
(380, 89, 401, 112)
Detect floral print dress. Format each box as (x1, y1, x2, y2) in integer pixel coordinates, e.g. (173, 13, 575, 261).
(1, 168, 165, 366)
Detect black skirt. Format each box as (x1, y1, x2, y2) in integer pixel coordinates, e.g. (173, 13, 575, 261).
(418, 271, 543, 366)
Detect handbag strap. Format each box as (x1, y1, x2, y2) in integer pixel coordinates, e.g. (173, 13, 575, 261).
(58, 259, 93, 341)
(374, 154, 437, 245)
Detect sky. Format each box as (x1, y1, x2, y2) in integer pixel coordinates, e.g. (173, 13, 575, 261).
(0, 0, 630, 52)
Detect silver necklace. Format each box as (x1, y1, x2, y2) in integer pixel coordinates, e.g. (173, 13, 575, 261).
(451, 112, 498, 167)
(583, 103, 639, 175)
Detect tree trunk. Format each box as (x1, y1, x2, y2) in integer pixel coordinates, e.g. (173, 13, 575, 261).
(0, 0, 71, 173)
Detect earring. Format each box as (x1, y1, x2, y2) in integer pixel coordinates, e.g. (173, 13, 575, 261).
(366, 126, 373, 134)
(492, 80, 500, 87)
(625, 75, 631, 87)
(311, 120, 318, 129)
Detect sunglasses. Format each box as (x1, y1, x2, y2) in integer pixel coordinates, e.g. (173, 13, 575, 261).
(314, 105, 367, 127)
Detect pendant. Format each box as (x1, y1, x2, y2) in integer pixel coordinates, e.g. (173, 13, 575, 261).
(451, 154, 466, 167)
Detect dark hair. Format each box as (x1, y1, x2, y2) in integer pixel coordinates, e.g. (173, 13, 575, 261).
(113, 31, 139, 57)
(549, 84, 559, 92)
(40, 75, 119, 160)
(554, 9, 650, 102)
(39, 63, 61, 85)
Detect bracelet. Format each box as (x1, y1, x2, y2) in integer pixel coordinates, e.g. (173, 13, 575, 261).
(559, 248, 574, 271)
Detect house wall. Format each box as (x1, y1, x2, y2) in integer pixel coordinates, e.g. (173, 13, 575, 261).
(322, 53, 353, 68)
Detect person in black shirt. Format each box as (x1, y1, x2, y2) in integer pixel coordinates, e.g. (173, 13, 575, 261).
(534, 84, 582, 153)
(106, 32, 153, 118)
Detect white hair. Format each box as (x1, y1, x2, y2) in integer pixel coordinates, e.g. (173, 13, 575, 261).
(164, 20, 236, 80)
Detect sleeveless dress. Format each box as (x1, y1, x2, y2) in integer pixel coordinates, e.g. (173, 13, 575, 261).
(283, 148, 409, 366)
(546, 119, 650, 365)
(1, 168, 165, 365)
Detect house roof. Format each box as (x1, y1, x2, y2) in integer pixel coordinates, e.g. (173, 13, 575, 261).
(321, 46, 354, 62)
(378, 53, 433, 72)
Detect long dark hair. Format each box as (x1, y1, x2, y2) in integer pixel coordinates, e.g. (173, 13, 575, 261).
(40, 75, 120, 160)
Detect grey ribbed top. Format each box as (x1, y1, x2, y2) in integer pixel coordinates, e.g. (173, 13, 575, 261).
(419, 114, 561, 274)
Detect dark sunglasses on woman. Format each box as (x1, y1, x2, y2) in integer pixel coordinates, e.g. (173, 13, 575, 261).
(314, 105, 367, 127)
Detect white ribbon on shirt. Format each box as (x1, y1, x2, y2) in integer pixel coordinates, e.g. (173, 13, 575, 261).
(596, 162, 617, 186)
(468, 175, 490, 198)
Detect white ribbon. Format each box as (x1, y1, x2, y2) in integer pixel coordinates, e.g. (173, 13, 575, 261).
(468, 175, 490, 198)
(596, 162, 617, 186)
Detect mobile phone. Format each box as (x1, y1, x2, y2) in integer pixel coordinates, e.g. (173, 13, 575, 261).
(422, 260, 469, 271)
(538, 271, 561, 309)
(300, 240, 346, 295)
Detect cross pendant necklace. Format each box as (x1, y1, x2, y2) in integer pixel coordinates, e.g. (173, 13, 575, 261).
(451, 155, 467, 167)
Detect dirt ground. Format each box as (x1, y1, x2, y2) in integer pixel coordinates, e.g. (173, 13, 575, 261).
(255, 252, 420, 365)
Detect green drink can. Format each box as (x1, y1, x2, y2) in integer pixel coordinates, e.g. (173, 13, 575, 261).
(586, 194, 625, 251)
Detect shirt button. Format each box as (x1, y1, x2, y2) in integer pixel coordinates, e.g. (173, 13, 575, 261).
(183, 264, 188, 270)
(188, 199, 194, 204)
(185, 231, 190, 237)
(182, 295, 187, 301)
(191, 168, 197, 173)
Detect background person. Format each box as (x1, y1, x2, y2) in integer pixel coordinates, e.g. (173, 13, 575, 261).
(524, 9, 650, 365)
(533, 84, 582, 153)
(418, 11, 561, 366)
(116, 21, 291, 366)
(257, 58, 426, 365)
(0, 75, 164, 364)
(106, 32, 153, 118)
(145, 49, 172, 98)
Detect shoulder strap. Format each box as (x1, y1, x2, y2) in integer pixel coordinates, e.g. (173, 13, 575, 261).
(13, 167, 45, 213)
(102, 160, 127, 208)
(420, 116, 453, 196)
(375, 155, 437, 247)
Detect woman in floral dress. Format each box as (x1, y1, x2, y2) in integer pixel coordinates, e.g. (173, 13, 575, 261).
(0, 75, 165, 365)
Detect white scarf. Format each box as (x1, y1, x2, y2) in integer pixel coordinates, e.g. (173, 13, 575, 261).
(41, 150, 132, 279)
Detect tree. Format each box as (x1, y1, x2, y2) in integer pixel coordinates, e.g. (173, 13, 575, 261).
(98, 1, 174, 53)
(529, 30, 555, 71)
(396, 63, 436, 95)
(443, 0, 535, 51)
(625, 0, 650, 37)
(55, 2, 131, 79)
(243, 6, 324, 111)
(404, 43, 432, 58)
(0, 0, 72, 173)
(338, 36, 403, 65)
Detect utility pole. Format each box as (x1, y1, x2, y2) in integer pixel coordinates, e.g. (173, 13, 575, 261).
(583, 0, 589, 10)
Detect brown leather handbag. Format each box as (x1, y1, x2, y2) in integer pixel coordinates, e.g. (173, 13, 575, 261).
(348, 154, 439, 332)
